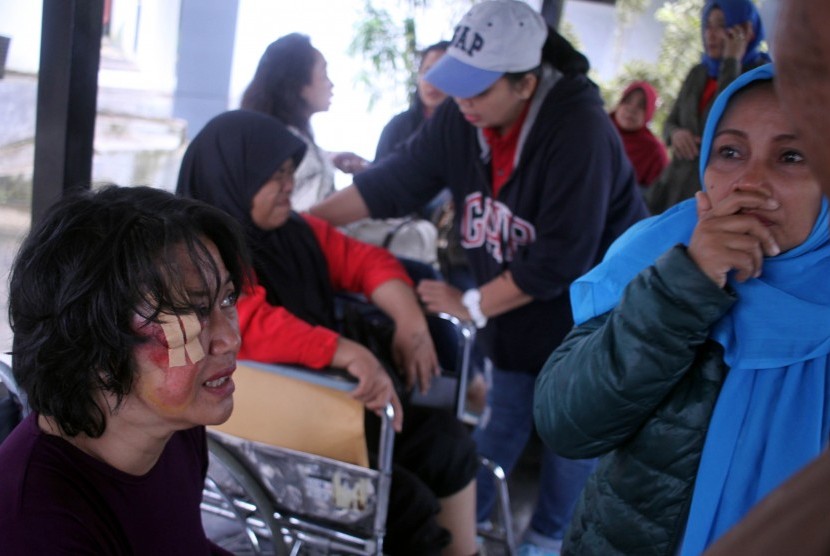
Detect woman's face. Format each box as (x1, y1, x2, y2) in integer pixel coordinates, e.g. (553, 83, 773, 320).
(704, 83, 822, 253)
(301, 50, 333, 115)
(703, 7, 727, 59)
(129, 240, 240, 432)
(417, 49, 448, 115)
(453, 74, 537, 135)
(614, 88, 647, 132)
(250, 159, 296, 230)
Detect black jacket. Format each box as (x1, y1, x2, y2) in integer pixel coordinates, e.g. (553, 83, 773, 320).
(535, 246, 735, 554)
(374, 105, 426, 162)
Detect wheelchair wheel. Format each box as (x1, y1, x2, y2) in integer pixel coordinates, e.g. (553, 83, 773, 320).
(203, 436, 291, 556)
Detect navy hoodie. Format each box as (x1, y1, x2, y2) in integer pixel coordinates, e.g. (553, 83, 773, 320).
(356, 67, 648, 372)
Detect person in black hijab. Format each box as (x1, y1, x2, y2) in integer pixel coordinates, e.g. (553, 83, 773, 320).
(177, 109, 479, 556)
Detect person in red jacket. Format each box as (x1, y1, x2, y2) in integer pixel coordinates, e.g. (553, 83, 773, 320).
(609, 81, 669, 189)
(177, 109, 479, 556)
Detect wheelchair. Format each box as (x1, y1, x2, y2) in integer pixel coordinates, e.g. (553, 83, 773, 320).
(201, 305, 517, 556)
(0, 311, 515, 555)
(202, 361, 395, 556)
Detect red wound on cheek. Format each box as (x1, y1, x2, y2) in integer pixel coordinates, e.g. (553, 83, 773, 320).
(137, 322, 171, 368)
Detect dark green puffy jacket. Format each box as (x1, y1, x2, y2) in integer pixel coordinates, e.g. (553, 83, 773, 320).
(534, 246, 736, 555)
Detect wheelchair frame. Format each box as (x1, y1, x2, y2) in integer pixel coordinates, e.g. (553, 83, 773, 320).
(201, 362, 395, 556)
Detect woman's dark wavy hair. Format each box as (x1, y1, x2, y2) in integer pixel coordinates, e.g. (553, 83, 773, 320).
(8, 185, 251, 438)
(241, 33, 318, 138)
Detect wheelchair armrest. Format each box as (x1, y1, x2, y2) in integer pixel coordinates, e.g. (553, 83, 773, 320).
(238, 360, 358, 393)
(215, 359, 397, 468)
(235, 360, 396, 471)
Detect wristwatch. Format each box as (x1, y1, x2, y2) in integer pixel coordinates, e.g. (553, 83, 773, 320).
(461, 288, 488, 329)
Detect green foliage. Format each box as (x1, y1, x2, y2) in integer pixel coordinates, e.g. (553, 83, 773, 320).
(348, 0, 475, 110)
(596, 0, 703, 136)
(558, 20, 583, 53)
(616, 0, 652, 25)
(348, 2, 418, 109)
(600, 0, 765, 136)
(349, 0, 763, 133)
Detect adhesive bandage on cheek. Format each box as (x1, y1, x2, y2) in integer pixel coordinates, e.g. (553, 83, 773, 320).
(159, 314, 205, 366)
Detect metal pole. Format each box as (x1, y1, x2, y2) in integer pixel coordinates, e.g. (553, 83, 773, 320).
(541, 0, 565, 30)
(31, 0, 103, 227)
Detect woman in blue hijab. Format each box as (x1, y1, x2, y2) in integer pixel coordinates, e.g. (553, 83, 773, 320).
(534, 64, 830, 555)
(646, 0, 771, 216)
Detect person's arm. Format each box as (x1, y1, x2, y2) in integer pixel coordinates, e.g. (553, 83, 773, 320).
(533, 246, 734, 458)
(416, 270, 533, 323)
(304, 215, 438, 393)
(667, 71, 702, 160)
(237, 281, 339, 368)
(330, 337, 404, 432)
(330, 152, 369, 174)
(303, 214, 411, 294)
(662, 68, 703, 160)
(662, 74, 688, 145)
(237, 277, 404, 431)
(716, 21, 753, 91)
(312, 101, 454, 226)
(499, 104, 645, 309)
(370, 279, 439, 394)
(309, 185, 372, 226)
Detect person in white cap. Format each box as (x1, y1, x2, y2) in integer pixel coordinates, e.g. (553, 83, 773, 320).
(311, 2, 648, 553)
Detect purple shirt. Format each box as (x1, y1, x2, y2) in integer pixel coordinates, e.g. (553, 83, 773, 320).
(0, 412, 231, 555)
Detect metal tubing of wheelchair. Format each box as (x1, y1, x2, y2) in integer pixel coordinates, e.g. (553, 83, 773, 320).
(206, 436, 290, 556)
(373, 401, 395, 556)
(456, 321, 476, 421)
(202, 475, 264, 554)
(430, 311, 477, 420)
(0, 361, 29, 417)
(479, 456, 518, 556)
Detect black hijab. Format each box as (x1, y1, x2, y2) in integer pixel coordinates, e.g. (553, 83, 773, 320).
(176, 109, 336, 328)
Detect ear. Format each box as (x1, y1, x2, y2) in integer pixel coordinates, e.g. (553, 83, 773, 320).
(516, 73, 538, 101)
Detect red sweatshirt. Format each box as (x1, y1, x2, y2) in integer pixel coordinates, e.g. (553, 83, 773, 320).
(237, 213, 412, 368)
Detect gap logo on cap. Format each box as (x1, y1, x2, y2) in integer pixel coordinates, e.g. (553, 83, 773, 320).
(451, 25, 485, 58)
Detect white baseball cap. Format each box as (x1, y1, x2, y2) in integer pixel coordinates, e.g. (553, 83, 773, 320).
(424, 0, 548, 99)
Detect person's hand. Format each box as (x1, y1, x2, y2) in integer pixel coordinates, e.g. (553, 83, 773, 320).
(332, 152, 369, 175)
(391, 319, 440, 394)
(416, 279, 467, 320)
(331, 337, 403, 431)
(723, 22, 753, 62)
(687, 190, 781, 288)
(671, 128, 702, 160)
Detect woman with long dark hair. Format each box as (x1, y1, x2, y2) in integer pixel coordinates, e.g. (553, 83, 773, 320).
(242, 33, 369, 211)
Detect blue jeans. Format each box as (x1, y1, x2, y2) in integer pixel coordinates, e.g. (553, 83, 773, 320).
(473, 367, 596, 541)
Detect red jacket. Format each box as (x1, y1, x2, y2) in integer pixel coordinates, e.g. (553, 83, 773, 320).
(237, 213, 411, 368)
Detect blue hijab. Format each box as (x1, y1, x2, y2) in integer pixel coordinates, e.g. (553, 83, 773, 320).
(570, 63, 830, 553)
(701, 0, 771, 77)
